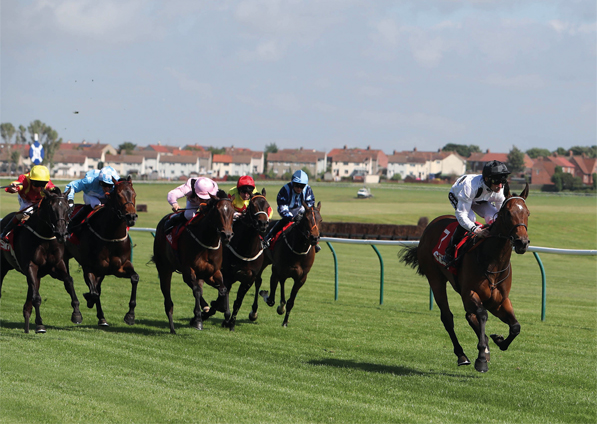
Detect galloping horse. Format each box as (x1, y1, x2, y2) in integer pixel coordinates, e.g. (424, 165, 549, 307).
(252, 201, 322, 327)
(204, 190, 271, 331)
(65, 176, 139, 327)
(0, 188, 82, 333)
(399, 183, 530, 372)
(152, 191, 235, 334)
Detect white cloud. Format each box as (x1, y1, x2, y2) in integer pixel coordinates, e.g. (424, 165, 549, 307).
(270, 93, 301, 112)
(359, 110, 466, 135)
(166, 68, 213, 98)
(483, 74, 546, 89)
(238, 40, 285, 61)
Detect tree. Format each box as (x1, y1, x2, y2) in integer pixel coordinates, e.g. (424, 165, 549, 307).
(507, 146, 526, 174)
(10, 149, 20, 174)
(1, 123, 16, 144)
(554, 147, 567, 156)
(525, 148, 551, 159)
(442, 143, 480, 158)
(42, 127, 62, 170)
(207, 146, 226, 155)
(118, 142, 137, 154)
(568, 145, 597, 158)
(28, 120, 47, 143)
(16, 125, 27, 144)
(264, 142, 278, 173)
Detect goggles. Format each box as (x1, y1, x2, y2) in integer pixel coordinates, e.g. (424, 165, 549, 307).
(239, 186, 254, 194)
(489, 176, 508, 185)
(31, 180, 48, 188)
(100, 181, 114, 188)
(293, 183, 306, 189)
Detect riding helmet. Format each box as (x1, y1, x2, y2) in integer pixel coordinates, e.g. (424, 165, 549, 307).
(98, 166, 120, 185)
(29, 165, 50, 182)
(237, 175, 255, 190)
(195, 177, 219, 200)
(482, 160, 510, 179)
(292, 170, 309, 185)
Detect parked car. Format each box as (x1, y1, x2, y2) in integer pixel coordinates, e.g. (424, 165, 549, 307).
(357, 187, 372, 198)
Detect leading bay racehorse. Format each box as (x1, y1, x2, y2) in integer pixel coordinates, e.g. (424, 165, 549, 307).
(399, 183, 530, 372)
(152, 191, 235, 334)
(65, 177, 139, 327)
(0, 188, 82, 333)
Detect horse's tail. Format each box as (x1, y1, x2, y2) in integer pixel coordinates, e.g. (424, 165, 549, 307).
(398, 246, 424, 276)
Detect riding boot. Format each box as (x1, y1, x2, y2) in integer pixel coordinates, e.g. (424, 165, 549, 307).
(0, 216, 19, 241)
(262, 220, 285, 249)
(165, 212, 186, 233)
(443, 225, 466, 267)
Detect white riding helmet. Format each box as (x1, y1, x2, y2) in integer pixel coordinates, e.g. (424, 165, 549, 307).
(195, 177, 219, 200)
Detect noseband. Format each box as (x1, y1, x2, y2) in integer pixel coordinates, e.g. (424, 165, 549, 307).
(243, 195, 270, 230)
(110, 184, 136, 221)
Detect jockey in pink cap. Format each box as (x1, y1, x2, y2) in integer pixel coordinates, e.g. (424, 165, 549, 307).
(167, 177, 219, 223)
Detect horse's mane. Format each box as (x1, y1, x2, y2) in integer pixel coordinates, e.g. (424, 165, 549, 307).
(46, 187, 62, 195)
(216, 189, 227, 199)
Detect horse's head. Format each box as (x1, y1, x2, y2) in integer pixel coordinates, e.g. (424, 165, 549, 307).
(496, 183, 530, 254)
(39, 187, 71, 243)
(244, 189, 271, 235)
(208, 190, 235, 245)
(297, 201, 322, 246)
(107, 176, 138, 226)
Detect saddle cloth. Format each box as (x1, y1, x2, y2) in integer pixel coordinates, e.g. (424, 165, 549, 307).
(432, 221, 479, 275)
(165, 212, 205, 251)
(68, 205, 104, 245)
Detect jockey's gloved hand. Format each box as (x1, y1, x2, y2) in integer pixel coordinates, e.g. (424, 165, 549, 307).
(294, 212, 303, 222)
(68, 199, 74, 210)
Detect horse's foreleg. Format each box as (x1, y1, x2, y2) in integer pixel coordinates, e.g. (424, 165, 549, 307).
(185, 272, 203, 331)
(82, 269, 100, 309)
(22, 284, 34, 334)
(213, 270, 230, 325)
(489, 298, 521, 351)
(124, 266, 139, 325)
(463, 292, 490, 373)
(465, 313, 490, 362)
(158, 268, 176, 334)
(25, 264, 46, 334)
(55, 260, 82, 324)
(250, 275, 263, 321)
(93, 276, 108, 326)
(227, 277, 253, 331)
(277, 278, 287, 316)
(281, 276, 306, 327)
(261, 269, 279, 308)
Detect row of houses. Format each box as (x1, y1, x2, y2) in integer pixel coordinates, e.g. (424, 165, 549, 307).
(1, 141, 595, 186)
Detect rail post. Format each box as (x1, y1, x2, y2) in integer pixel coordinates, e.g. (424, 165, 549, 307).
(533, 252, 547, 321)
(326, 241, 339, 301)
(371, 245, 384, 305)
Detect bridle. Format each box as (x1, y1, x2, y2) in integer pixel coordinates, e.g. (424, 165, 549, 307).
(491, 196, 528, 243)
(282, 207, 320, 255)
(26, 194, 70, 240)
(109, 182, 136, 221)
(241, 195, 270, 231)
(186, 197, 233, 250)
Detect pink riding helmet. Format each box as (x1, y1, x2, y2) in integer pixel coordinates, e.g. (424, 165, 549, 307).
(194, 177, 219, 200)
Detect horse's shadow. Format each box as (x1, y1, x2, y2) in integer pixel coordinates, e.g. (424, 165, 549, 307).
(307, 358, 478, 379)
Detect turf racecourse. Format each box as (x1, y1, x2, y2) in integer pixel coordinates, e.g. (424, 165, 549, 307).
(1, 180, 595, 423)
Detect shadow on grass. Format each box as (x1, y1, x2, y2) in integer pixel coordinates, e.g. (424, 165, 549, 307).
(307, 358, 478, 379)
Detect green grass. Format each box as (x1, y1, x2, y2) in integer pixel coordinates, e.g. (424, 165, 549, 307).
(1, 181, 595, 423)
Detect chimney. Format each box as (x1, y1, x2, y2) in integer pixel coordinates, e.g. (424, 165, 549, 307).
(393, 150, 397, 155)
(569, 150, 573, 157)
(413, 147, 417, 152)
(344, 145, 347, 150)
(486, 149, 490, 153)
(367, 145, 370, 150)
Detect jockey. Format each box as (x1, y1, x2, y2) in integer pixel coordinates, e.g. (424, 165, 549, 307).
(262, 169, 318, 251)
(65, 166, 121, 226)
(165, 177, 219, 229)
(1, 165, 55, 240)
(442, 160, 510, 266)
(228, 175, 259, 219)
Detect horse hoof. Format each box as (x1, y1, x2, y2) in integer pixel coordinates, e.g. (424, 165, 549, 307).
(36, 326, 47, 334)
(277, 305, 285, 315)
(72, 313, 83, 324)
(124, 313, 135, 325)
(259, 290, 269, 302)
(98, 319, 109, 327)
(190, 319, 203, 331)
(457, 356, 471, 366)
(282, 322, 288, 328)
(490, 334, 508, 351)
(474, 359, 488, 373)
(248, 311, 258, 321)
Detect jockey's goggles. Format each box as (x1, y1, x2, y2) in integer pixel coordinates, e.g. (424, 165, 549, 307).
(239, 186, 254, 194)
(293, 183, 306, 189)
(100, 181, 114, 188)
(31, 180, 48, 188)
(489, 176, 508, 185)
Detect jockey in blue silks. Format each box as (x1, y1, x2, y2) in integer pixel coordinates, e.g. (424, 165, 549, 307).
(262, 170, 318, 251)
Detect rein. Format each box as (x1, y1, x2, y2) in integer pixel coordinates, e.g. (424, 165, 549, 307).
(184, 197, 231, 251)
(226, 244, 263, 261)
(23, 224, 56, 240)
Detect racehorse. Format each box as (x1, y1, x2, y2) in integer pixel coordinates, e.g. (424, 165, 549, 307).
(399, 183, 530, 372)
(251, 201, 322, 327)
(203, 190, 271, 331)
(152, 191, 235, 334)
(65, 176, 139, 327)
(0, 188, 82, 333)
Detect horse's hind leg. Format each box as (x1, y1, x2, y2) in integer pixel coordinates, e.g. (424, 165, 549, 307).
(260, 269, 279, 308)
(429, 277, 470, 366)
(277, 278, 287, 316)
(25, 266, 46, 334)
(489, 298, 521, 352)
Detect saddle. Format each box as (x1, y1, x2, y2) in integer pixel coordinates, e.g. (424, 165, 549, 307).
(165, 211, 206, 251)
(68, 205, 104, 245)
(432, 221, 480, 275)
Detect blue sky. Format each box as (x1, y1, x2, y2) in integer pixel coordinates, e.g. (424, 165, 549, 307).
(1, 0, 595, 153)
